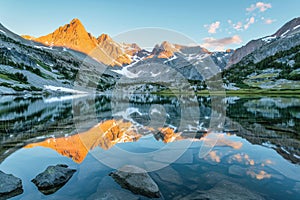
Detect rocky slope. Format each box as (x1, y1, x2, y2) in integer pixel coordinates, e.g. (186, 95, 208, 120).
(223, 17, 300, 89)
(1, 18, 233, 94)
(223, 42, 300, 89)
(227, 17, 300, 67)
(2, 17, 300, 93)
(0, 21, 120, 94)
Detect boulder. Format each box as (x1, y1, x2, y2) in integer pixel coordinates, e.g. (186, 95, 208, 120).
(0, 170, 23, 199)
(109, 165, 160, 198)
(31, 164, 76, 195)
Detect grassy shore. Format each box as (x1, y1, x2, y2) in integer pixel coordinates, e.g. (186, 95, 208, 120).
(153, 89, 300, 97)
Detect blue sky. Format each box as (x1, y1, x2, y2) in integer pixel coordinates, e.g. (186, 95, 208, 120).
(0, 0, 299, 51)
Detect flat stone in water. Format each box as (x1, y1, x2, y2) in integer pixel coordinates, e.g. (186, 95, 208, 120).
(0, 170, 23, 199)
(109, 165, 161, 198)
(31, 164, 76, 195)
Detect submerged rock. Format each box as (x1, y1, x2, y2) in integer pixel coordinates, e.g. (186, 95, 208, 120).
(109, 165, 160, 198)
(0, 170, 23, 199)
(87, 176, 140, 200)
(180, 180, 265, 200)
(155, 166, 183, 185)
(31, 164, 76, 195)
(88, 189, 140, 200)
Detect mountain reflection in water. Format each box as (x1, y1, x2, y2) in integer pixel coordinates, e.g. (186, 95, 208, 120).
(24, 118, 244, 163)
(0, 94, 299, 200)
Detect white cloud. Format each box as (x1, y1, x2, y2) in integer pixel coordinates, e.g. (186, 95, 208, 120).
(201, 35, 242, 51)
(228, 17, 255, 31)
(234, 22, 243, 31)
(246, 2, 272, 12)
(244, 17, 255, 30)
(228, 20, 242, 31)
(205, 21, 221, 34)
(264, 18, 276, 24)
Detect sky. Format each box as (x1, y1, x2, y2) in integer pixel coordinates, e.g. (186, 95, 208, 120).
(0, 0, 299, 51)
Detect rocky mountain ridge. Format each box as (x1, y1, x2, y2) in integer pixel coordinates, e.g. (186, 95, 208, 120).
(227, 17, 300, 68)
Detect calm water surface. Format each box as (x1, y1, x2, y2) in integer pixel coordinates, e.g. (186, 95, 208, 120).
(0, 94, 299, 199)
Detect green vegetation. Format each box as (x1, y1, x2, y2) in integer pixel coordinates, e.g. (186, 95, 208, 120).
(35, 59, 52, 71)
(0, 73, 10, 80)
(223, 44, 300, 88)
(155, 88, 300, 97)
(53, 64, 78, 81)
(1, 33, 81, 84)
(0, 71, 28, 84)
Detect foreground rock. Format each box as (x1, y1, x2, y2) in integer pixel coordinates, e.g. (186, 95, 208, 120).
(31, 164, 76, 195)
(109, 165, 160, 198)
(179, 180, 265, 200)
(0, 170, 23, 199)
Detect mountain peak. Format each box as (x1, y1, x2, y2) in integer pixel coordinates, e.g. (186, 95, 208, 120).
(97, 34, 112, 43)
(272, 17, 300, 37)
(227, 17, 300, 68)
(62, 18, 86, 33)
(33, 18, 93, 48)
(70, 18, 82, 25)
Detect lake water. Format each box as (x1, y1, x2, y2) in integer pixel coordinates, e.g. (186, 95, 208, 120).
(0, 94, 299, 199)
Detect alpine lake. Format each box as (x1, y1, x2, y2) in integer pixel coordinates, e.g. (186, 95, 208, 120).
(0, 93, 299, 199)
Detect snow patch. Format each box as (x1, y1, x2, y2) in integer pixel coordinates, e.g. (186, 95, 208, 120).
(223, 83, 239, 90)
(293, 25, 300, 30)
(112, 60, 142, 78)
(150, 108, 161, 115)
(262, 141, 277, 149)
(34, 45, 53, 50)
(112, 67, 141, 78)
(113, 107, 143, 122)
(44, 94, 88, 103)
(163, 55, 177, 63)
(262, 36, 276, 43)
(151, 71, 161, 77)
(281, 29, 290, 37)
(222, 96, 240, 104)
(280, 147, 290, 155)
(44, 85, 87, 94)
